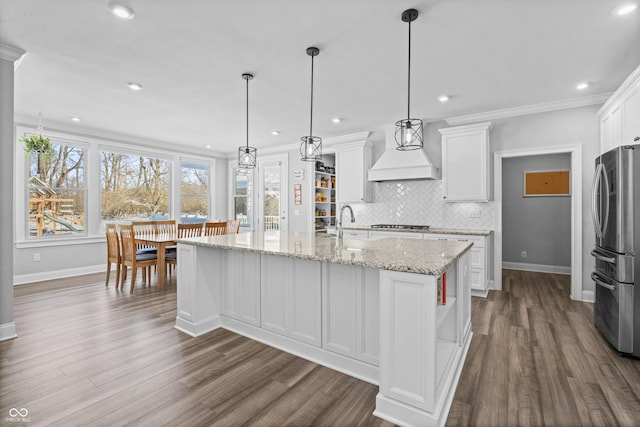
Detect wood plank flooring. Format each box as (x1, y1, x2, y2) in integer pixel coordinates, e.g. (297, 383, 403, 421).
(447, 269, 640, 427)
(2, 269, 639, 426)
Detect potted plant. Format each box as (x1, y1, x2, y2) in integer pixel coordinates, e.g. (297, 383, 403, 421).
(20, 134, 53, 155)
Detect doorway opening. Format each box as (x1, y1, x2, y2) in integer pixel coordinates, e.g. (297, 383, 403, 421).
(494, 145, 583, 300)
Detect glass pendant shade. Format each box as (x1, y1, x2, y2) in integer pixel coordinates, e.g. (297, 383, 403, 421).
(238, 146, 257, 168)
(237, 73, 257, 168)
(300, 135, 322, 162)
(300, 47, 322, 162)
(395, 8, 424, 151)
(395, 118, 423, 150)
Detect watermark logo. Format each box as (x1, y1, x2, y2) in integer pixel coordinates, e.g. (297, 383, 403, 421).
(6, 408, 30, 423)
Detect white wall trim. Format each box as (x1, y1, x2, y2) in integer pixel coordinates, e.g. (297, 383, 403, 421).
(248, 131, 372, 156)
(446, 94, 611, 126)
(0, 322, 18, 341)
(14, 264, 104, 285)
(502, 262, 571, 275)
(598, 63, 640, 115)
(0, 43, 26, 63)
(494, 144, 583, 301)
(582, 290, 595, 303)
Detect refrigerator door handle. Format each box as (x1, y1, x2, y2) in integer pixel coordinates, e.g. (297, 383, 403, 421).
(591, 249, 616, 264)
(591, 162, 603, 238)
(601, 162, 610, 238)
(591, 272, 616, 291)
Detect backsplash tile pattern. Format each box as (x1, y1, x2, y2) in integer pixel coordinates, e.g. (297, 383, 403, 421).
(351, 180, 495, 230)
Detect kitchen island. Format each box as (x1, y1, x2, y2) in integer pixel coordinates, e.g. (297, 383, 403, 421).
(175, 231, 472, 427)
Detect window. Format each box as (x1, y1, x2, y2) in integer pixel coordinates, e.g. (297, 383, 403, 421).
(180, 160, 209, 223)
(232, 167, 253, 228)
(100, 150, 170, 220)
(26, 136, 86, 238)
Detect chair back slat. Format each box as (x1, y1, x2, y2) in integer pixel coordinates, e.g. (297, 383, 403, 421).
(155, 219, 177, 235)
(204, 221, 227, 236)
(106, 223, 120, 260)
(119, 224, 138, 264)
(226, 220, 240, 234)
(178, 223, 203, 238)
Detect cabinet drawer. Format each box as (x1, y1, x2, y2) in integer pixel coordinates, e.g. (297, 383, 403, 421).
(342, 229, 369, 239)
(369, 230, 422, 240)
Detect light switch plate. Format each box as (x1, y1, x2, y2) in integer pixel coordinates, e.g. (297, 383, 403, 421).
(469, 210, 481, 218)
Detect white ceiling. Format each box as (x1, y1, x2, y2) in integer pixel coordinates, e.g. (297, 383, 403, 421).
(1, 0, 639, 155)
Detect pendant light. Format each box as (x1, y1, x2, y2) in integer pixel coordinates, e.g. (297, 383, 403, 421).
(395, 9, 423, 151)
(238, 73, 257, 168)
(300, 47, 322, 162)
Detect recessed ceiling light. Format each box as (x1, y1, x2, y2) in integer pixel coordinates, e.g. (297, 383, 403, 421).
(127, 82, 143, 91)
(331, 117, 342, 124)
(205, 144, 211, 149)
(576, 82, 590, 90)
(612, 3, 637, 15)
(271, 130, 280, 136)
(108, 2, 135, 20)
(71, 117, 80, 122)
(437, 95, 450, 103)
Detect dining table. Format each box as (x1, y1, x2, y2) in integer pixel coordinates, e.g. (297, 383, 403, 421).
(135, 232, 177, 290)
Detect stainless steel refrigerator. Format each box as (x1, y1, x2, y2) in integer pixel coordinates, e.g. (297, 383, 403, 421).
(591, 144, 640, 357)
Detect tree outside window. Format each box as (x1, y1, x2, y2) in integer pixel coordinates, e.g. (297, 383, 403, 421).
(100, 151, 170, 220)
(25, 136, 86, 237)
(181, 161, 209, 222)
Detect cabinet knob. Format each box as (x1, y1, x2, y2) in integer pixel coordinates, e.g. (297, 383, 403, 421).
(635, 136, 639, 142)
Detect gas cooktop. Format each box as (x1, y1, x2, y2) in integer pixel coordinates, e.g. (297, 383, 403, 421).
(370, 224, 430, 231)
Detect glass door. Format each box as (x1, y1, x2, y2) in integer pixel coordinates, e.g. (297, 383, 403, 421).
(258, 155, 288, 232)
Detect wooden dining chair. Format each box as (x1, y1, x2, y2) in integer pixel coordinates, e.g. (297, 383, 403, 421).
(167, 223, 203, 271)
(155, 219, 177, 235)
(105, 223, 121, 288)
(132, 221, 157, 255)
(119, 224, 158, 293)
(226, 219, 240, 234)
(204, 221, 227, 236)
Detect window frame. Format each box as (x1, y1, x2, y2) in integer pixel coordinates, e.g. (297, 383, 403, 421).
(179, 157, 212, 222)
(228, 160, 255, 230)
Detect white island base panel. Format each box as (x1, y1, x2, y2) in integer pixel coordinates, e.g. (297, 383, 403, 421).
(175, 242, 472, 427)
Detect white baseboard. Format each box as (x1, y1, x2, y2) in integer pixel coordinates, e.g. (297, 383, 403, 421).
(13, 264, 104, 285)
(0, 322, 17, 341)
(502, 262, 571, 275)
(581, 290, 595, 303)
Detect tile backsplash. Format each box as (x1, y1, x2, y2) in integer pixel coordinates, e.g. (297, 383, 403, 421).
(350, 180, 495, 230)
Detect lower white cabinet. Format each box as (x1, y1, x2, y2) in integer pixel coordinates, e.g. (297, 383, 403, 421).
(424, 233, 492, 297)
(322, 263, 380, 365)
(261, 255, 322, 347)
(369, 230, 422, 240)
(221, 250, 261, 326)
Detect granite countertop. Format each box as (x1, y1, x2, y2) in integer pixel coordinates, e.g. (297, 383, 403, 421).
(179, 231, 472, 276)
(341, 226, 492, 236)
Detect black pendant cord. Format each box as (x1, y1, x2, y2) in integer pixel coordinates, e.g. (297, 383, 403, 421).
(245, 76, 249, 150)
(310, 54, 315, 137)
(407, 18, 411, 121)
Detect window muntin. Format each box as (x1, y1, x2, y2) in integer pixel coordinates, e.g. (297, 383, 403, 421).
(26, 137, 86, 238)
(100, 151, 170, 220)
(180, 160, 209, 222)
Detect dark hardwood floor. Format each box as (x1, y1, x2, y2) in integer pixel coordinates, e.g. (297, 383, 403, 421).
(2, 269, 639, 426)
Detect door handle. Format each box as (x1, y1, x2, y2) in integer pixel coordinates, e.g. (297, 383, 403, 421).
(591, 272, 616, 291)
(591, 163, 603, 238)
(590, 249, 616, 264)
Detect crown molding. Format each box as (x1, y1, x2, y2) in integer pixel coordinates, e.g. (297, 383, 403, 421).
(445, 93, 611, 126)
(251, 131, 372, 157)
(598, 63, 640, 115)
(0, 43, 26, 65)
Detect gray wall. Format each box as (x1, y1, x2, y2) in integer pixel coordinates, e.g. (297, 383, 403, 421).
(502, 154, 571, 267)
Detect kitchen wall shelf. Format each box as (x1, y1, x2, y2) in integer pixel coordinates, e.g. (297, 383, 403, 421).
(315, 154, 337, 231)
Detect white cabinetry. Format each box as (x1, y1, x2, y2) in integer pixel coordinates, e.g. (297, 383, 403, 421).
(261, 255, 322, 346)
(439, 122, 491, 201)
(335, 141, 372, 203)
(221, 250, 261, 326)
(322, 263, 379, 365)
(599, 64, 640, 153)
(424, 233, 492, 298)
(369, 230, 422, 240)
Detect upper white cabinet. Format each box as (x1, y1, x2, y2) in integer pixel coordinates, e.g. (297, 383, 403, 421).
(439, 122, 492, 202)
(599, 64, 640, 154)
(335, 141, 372, 203)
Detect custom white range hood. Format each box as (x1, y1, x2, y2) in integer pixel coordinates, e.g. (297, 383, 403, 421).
(367, 124, 440, 181)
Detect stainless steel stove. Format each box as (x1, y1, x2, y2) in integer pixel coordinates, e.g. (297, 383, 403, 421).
(370, 224, 430, 231)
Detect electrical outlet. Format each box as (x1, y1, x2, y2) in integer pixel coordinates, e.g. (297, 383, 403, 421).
(521, 251, 527, 259)
(469, 210, 481, 218)
(294, 209, 300, 216)
(33, 253, 41, 262)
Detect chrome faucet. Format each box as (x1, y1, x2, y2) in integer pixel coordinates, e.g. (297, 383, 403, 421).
(337, 204, 355, 239)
